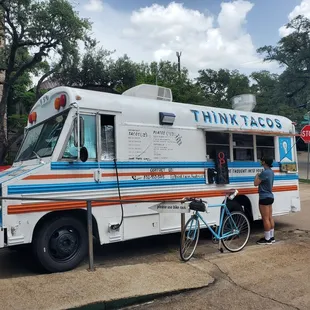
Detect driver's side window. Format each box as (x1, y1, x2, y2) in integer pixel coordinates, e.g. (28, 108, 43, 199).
(63, 115, 97, 159)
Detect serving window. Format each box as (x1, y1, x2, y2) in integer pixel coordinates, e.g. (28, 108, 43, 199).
(205, 131, 275, 162)
(256, 135, 275, 160)
(206, 132, 230, 161)
(233, 134, 254, 161)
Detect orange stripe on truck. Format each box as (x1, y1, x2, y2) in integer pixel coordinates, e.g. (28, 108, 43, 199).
(7, 185, 298, 214)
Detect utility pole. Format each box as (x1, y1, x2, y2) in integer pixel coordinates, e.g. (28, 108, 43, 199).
(176, 51, 182, 77)
(177, 51, 184, 248)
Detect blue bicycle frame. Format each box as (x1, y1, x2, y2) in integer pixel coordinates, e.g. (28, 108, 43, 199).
(187, 202, 240, 241)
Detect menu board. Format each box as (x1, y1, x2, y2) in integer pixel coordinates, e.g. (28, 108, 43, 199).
(127, 127, 184, 161)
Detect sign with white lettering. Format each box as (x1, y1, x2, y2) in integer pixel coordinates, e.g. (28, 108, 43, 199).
(149, 202, 190, 213)
(301, 125, 310, 143)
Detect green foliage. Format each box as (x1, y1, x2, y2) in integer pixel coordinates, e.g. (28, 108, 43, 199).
(258, 15, 310, 126)
(7, 114, 27, 131)
(53, 45, 115, 90)
(0, 0, 92, 163)
(196, 69, 251, 108)
(110, 54, 137, 93)
(5, 6, 310, 164)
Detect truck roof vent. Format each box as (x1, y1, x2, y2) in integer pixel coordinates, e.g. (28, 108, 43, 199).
(231, 94, 256, 112)
(122, 84, 173, 102)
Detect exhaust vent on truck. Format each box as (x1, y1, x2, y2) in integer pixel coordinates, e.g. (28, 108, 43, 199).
(231, 94, 256, 112)
(122, 84, 173, 102)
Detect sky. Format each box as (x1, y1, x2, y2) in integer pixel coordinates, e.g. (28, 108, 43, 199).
(65, 0, 310, 78)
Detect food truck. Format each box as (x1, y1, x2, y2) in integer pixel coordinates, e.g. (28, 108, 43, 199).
(0, 84, 300, 272)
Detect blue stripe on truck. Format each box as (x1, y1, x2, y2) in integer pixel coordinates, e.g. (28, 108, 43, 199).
(7, 174, 298, 195)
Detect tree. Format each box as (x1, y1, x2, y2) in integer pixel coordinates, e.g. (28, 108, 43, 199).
(196, 69, 251, 108)
(134, 60, 205, 104)
(109, 54, 137, 93)
(53, 44, 118, 92)
(257, 15, 310, 125)
(250, 70, 279, 114)
(0, 0, 91, 164)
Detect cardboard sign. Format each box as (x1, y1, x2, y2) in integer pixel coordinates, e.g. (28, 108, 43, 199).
(149, 202, 190, 213)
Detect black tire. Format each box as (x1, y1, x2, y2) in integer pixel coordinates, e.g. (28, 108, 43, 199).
(180, 215, 200, 262)
(221, 211, 250, 252)
(226, 200, 244, 214)
(32, 216, 88, 273)
(224, 200, 250, 224)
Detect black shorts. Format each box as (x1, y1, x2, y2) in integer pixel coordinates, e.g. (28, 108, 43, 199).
(259, 198, 274, 206)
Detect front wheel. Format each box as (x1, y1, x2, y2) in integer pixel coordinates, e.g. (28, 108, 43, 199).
(32, 216, 88, 273)
(221, 211, 250, 252)
(180, 215, 200, 261)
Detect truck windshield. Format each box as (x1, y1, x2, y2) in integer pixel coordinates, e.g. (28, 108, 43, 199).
(15, 110, 69, 162)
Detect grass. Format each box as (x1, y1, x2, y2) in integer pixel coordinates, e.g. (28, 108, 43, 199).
(299, 178, 310, 184)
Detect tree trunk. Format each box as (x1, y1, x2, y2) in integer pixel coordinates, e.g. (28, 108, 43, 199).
(0, 8, 7, 165)
(36, 68, 57, 100)
(0, 80, 10, 164)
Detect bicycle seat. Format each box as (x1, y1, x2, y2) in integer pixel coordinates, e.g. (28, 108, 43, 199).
(189, 200, 207, 212)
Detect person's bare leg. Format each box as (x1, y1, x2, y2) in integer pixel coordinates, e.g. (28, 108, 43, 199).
(269, 204, 275, 230)
(258, 204, 272, 243)
(269, 204, 275, 241)
(259, 205, 271, 232)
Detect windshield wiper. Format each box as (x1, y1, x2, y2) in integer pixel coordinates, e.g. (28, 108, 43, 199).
(33, 151, 45, 164)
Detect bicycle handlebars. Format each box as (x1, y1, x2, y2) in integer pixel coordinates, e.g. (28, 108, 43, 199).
(181, 189, 238, 204)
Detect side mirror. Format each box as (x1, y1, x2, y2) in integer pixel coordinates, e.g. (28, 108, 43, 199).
(73, 116, 85, 147)
(80, 147, 88, 162)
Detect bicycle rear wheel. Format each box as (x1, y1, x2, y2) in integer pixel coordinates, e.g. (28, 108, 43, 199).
(221, 211, 250, 252)
(180, 215, 200, 261)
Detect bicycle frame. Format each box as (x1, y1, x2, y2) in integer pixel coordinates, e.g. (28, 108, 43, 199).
(188, 196, 240, 241)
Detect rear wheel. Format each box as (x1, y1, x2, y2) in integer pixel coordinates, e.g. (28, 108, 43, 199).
(221, 211, 250, 252)
(180, 215, 200, 261)
(33, 216, 88, 273)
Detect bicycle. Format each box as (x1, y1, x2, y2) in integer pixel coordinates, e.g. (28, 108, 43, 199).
(179, 189, 250, 261)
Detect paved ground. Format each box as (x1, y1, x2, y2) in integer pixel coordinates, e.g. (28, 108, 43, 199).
(297, 151, 310, 179)
(130, 237, 310, 310)
(125, 184, 310, 310)
(273, 182, 310, 232)
(0, 261, 214, 310)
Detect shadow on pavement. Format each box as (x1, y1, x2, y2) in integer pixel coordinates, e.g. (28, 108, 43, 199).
(0, 218, 268, 280)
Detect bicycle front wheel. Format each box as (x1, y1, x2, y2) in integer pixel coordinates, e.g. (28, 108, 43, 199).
(221, 211, 250, 252)
(180, 215, 200, 261)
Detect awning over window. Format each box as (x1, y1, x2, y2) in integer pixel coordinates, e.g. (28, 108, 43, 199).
(197, 125, 299, 137)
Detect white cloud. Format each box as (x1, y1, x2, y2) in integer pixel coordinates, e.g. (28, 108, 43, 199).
(279, 0, 310, 37)
(83, 0, 103, 12)
(78, 1, 274, 78)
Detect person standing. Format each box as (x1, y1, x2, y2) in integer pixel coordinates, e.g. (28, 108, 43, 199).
(254, 157, 275, 245)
